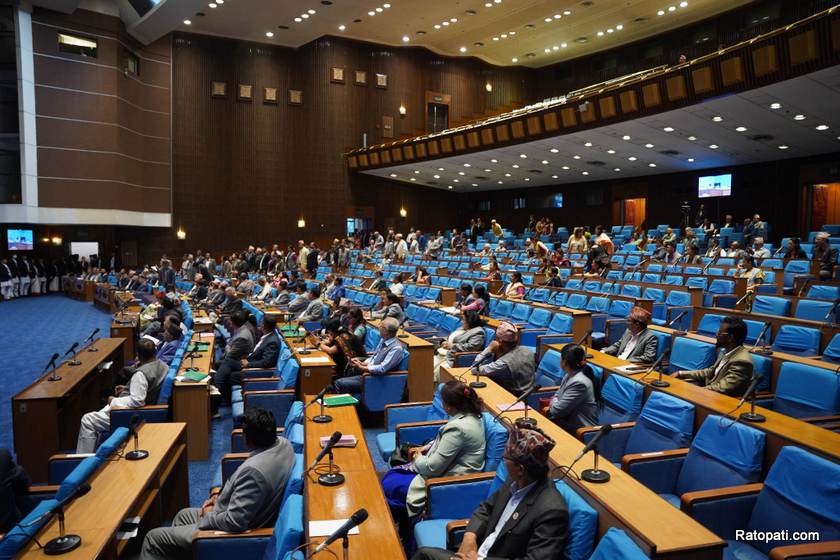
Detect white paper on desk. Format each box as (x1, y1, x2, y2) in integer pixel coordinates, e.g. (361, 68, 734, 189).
(194, 317, 213, 324)
(199, 332, 215, 339)
(499, 402, 530, 412)
(309, 520, 361, 537)
(300, 356, 332, 365)
(116, 517, 141, 540)
(440, 306, 458, 314)
(615, 365, 649, 374)
(98, 361, 113, 372)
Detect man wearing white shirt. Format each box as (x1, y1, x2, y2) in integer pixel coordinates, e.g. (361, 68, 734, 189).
(601, 307, 658, 364)
(751, 237, 771, 259)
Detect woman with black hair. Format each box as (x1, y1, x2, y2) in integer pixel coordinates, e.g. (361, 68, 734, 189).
(461, 284, 490, 315)
(455, 283, 474, 309)
(318, 318, 365, 378)
(503, 272, 526, 298)
(782, 237, 807, 259)
(382, 380, 486, 541)
(546, 344, 601, 434)
(433, 311, 486, 381)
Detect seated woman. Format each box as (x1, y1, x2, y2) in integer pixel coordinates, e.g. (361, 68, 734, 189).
(318, 318, 366, 379)
(414, 266, 431, 285)
(345, 307, 368, 348)
(461, 284, 489, 315)
(471, 322, 535, 396)
(382, 380, 486, 539)
(546, 344, 602, 434)
(736, 255, 765, 292)
(371, 291, 406, 324)
(455, 283, 474, 309)
(433, 311, 486, 381)
(503, 272, 526, 299)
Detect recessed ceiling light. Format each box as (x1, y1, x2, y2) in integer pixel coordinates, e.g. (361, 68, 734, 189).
(490, 159, 498, 163)
(712, 116, 723, 122)
(816, 124, 829, 131)
(500, 33, 507, 38)
(504, 173, 511, 177)
(614, 168, 621, 172)
(628, 156, 637, 161)
(679, 1, 688, 6)
(511, 57, 518, 63)
(657, 10, 665, 15)
(389, 173, 397, 177)
(663, 126, 674, 132)
(736, 126, 747, 132)
(484, 168, 492, 172)
(544, 48, 551, 53)
(491, 36, 498, 40)
(511, 164, 520, 168)
(778, 145, 789, 150)
(338, 24, 346, 30)
(687, 136, 697, 141)
(384, 3, 391, 8)
(544, 17, 552, 23)
(448, 185, 453, 189)
(645, 143, 654, 148)
(301, 13, 309, 18)
(474, 41, 483, 46)
(584, 142, 592, 147)
(451, 17, 458, 22)
(453, 179, 459, 183)
(550, 148, 559, 153)
(552, 175, 559, 179)
(597, 31, 604, 36)
(622, 135, 631, 140)
(459, 46, 467, 53)
(458, 171, 465, 175)
(375, 7, 383, 12)
(709, 144, 718, 149)
(561, 42, 567, 48)
(607, 149, 616, 154)
(498, 180, 504, 184)
(616, 24, 623, 30)
(519, 154, 527, 158)
(413, 170, 420, 174)
(265, 31, 274, 37)
(471, 183, 478, 186)
(553, 14, 561, 19)
(183, 19, 192, 24)
(794, 114, 806, 120)
(294, 17, 302, 22)
(208, 2, 217, 7)
(463, 163, 471, 167)
(607, 28, 614, 33)
(402, 35, 410, 42)
(648, 163, 657, 167)
(582, 171, 589, 175)
(541, 160, 549, 164)
(308, 9, 316, 14)
(687, 158, 695, 162)
(552, 46, 559, 51)
(435, 25, 442, 29)
(770, 102, 781, 109)
(573, 155, 581, 159)
(562, 165, 570, 170)
(433, 174, 440, 179)
(410, 177, 416, 181)
(668, 6, 677, 12)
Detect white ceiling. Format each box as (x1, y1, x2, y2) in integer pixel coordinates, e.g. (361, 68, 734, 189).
(359, 66, 840, 191)
(118, 0, 754, 68)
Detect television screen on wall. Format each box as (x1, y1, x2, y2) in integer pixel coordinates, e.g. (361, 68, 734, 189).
(7, 229, 34, 250)
(698, 173, 732, 198)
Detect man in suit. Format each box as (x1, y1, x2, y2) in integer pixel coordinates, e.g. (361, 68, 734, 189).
(412, 423, 568, 560)
(675, 316, 753, 396)
(213, 316, 280, 404)
(601, 306, 658, 363)
(296, 286, 325, 322)
(159, 259, 176, 292)
(141, 407, 295, 560)
(219, 287, 244, 315)
(812, 231, 838, 281)
(0, 258, 13, 300)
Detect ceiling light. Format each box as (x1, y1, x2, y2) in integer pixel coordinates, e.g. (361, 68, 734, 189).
(607, 149, 616, 154)
(657, 10, 665, 15)
(498, 181, 504, 184)
(511, 57, 518, 63)
(389, 173, 397, 177)
(459, 46, 467, 53)
(622, 135, 631, 140)
(208, 2, 217, 7)
(778, 145, 789, 150)
(544, 17, 552, 23)
(301, 13, 309, 18)
(607, 28, 614, 33)
(668, 6, 677, 12)
(183, 19, 192, 25)
(597, 31, 604, 37)
(582, 171, 589, 175)
(294, 17, 302, 22)
(435, 24, 442, 29)
(504, 173, 511, 177)
(770, 102, 781, 109)
(687, 158, 695, 162)
(628, 156, 637, 161)
(448, 186, 453, 189)
(442, 21, 450, 26)
(402, 35, 410, 42)
(679, 1, 688, 6)
(433, 174, 440, 178)
(511, 164, 519, 168)
(553, 14, 561, 19)
(524, 178, 530, 181)
(735, 126, 747, 132)
(614, 168, 621, 172)
(463, 163, 471, 167)
(663, 126, 674, 132)
(490, 159, 498, 163)
(383, 3, 391, 7)
(520, 154, 527, 158)
(438, 167, 444, 171)
(648, 163, 656, 167)
(572, 155, 581, 160)
(375, 7, 383, 12)
(509, 31, 516, 35)
(265, 31, 274, 37)
(308, 9, 316, 14)
(338, 24, 346, 30)
(472, 183, 478, 186)
(410, 177, 416, 181)
(453, 179, 459, 182)
(645, 143, 654, 148)
(584, 142, 592, 147)
(541, 160, 549, 164)
(687, 135, 697, 141)
(450, 17, 458, 22)
(561, 42, 567, 48)
(491, 36, 498, 40)
(616, 24, 624, 30)
(413, 170, 420, 174)
(458, 171, 465, 175)
(552, 175, 559, 179)
(550, 148, 559, 153)
(545, 48, 551, 53)
(368, 11, 376, 16)
(563, 10, 571, 15)
(562, 165, 570, 170)
(709, 144, 718, 149)
(500, 33, 507, 38)
(484, 168, 492, 172)
(712, 116, 723, 122)
(816, 125, 829, 131)
(552, 46, 559, 51)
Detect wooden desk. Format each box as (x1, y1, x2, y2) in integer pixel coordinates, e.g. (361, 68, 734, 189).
(19, 423, 189, 559)
(370, 319, 435, 401)
(191, 309, 214, 333)
(111, 314, 139, 364)
(567, 346, 840, 467)
(303, 398, 406, 559)
(440, 368, 725, 560)
(174, 332, 215, 460)
(13, 338, 125, 482)
(284, 330, 337, 398)
(94, 283, 117, 313)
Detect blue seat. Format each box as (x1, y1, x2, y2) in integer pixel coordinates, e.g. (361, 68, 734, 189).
(782, 260, 810, 294)
(751, 295, 791, 317)
(490, 299, 514, 319)
(627, 415, 765, 508)
(534, 348, 564, 386)
(643, 287, 665, 302)
(566, 293, 588, 310)
(519, 313, 574, 354)
(757, 362, 840, 419)
(619, 284, 641, 298)
(666, 337, 717, 373)
(806, 284, 840, 300)
(376, 385, 447, 461)
(651, 290, 692, 328)
(358, 349, 410, 411)
(704, 279, 735, 307)
(597, 374, 644, 425)
(685, 447, 840, 560)
(770, 325, 820, 356)
(821, 333, 840, 363)
(588, 528, 649, 560)
(696, 314, 724, 337)
(793, 299, 834, 322)
(594, 299, 634, 346)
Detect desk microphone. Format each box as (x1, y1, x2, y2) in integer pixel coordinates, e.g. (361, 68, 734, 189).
(579, 423, 613, 483)
(30, 482, 92, 554)
(85, 327, 101, 352)
(824, 298, 840, 323)
(44, 352, 61, 382)
(638, 350, 671, 387)
(125, 414, 149, 460)
(63, 342, 80, 367)
(309, 431, 345, 486)
(309, 385, 334, 424)
(666, 311, 689, 335)
(751, 322, 773, 355)
(314, 508, 368, 554)
(492, 384, 541, 428)
(737, 375, 766, 423)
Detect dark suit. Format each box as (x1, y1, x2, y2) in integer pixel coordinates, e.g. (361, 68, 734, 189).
(159, 267, 175, 290)
(213, 328, 274, 403)
(413, 477, 568, 560)
(602, 328, 658, 363)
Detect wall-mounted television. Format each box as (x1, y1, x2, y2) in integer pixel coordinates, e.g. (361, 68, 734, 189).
(7, 229, 33, 251)
(698, 173, 732, 198)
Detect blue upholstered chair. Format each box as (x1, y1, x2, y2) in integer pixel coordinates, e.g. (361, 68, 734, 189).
(752, 295, 791, 317)
(666, 337, 717, 373)
(519, 313, 574, 357)
(376, 384, 447, 462)
(770, 325, 820, 356)
(588, 528, 649, 560)
(793, 299, 834, 322)
(755, 362, 840, 420)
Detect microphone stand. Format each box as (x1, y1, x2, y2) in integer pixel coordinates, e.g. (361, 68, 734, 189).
(342, 534, 351, 560)
(86, 332, 99, 352)
(67, 347, 81, 367)
(739, 392, 767, 423)
(125, 426, 149, 460)
(467, 363, 486, 389)
(580, 446, 610, 483)
(43, 505, 82, 554)
(318, 448, 345, 486)
(750, 323, 773, 356)
(667, 311, 688, 336)
(312, 393, 332, 424)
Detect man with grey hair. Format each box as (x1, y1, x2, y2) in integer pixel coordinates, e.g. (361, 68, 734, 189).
(333, 317, 404, 394)
(813, 231, 838, 280)
(751, 237, 771, 259)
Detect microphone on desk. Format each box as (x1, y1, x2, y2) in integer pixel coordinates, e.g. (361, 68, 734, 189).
(579, 423, 613, 484)
(34, 482, 92, 555)
(44, 352, 61, 382)
(824, 298, 840, 323)
(63, 342, 81, 367)
(735, 290, 756, 312)
(492, 384, 541, 428)
(574, 423, 613, 463)
(314, 508, 369, 554)
(666, 311, 689, 335)
(85, 327, 101, 352)
(310, 384, 334, 424)
(125, 414, 149, 460)
(751, 322, 773, 355)
(309, 431, 345, 486)
(638, 350, 671, 387)
(577, 329, 594, 359)
(631, 259, 649, 272)
(736, 374, 766, 424)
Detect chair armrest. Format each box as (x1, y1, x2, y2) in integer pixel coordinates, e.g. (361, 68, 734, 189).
(801, 414, 840, 425)
(679, 483, 764, 541)
(384, 402, 433, 432)
(622, 448, 689, 494)
(28, 485, 61, 495)
(576, 422, 636, 442)
(446, 520, 470, 550)
(426, 472, 497, 520)
(241, 376, 280, 384)
(395, 420, 447, 446)
(769, 541, 840, 560)
(193, 528, 273, 559)
(452, 351, 480, 367)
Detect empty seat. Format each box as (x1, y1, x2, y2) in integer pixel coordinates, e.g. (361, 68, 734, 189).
(588, 528, 649, 560)
(757, 362, 840, 419)
(696, 314, 724, 337)
(807, 284, 840, 300)
(793, 299, 834, 322)
(666, 337, 717, 373)
(771, 325, 820, 356)
(752, 295, 791, 317)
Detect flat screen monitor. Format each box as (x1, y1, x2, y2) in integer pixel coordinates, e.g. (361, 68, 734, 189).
(7, 229, 33, 251)
(698, 173, 732, 198)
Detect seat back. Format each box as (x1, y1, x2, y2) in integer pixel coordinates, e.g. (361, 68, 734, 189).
(619, 284, 641, 298)
(439, 314, 461, 335)
(607, 299, 633, 319)
(745, 446, 840, 555)
(783, 260, 810, 289)
(527, 307, 552, 328)
(696, 314, 724, 337)
(554, 480, 599, 560)
(664, 290, 690, 306)
(494, 299, 514, 317)
(364, 327, 382, 352)
(821, 333, 840, 363)
(753, 295, 791, 317)
(599, 375, 644, 424)
(511, 303, 532, 322)
(481, 412, 509, 472)
(667, 337, 717, 373)
(566, 293, 587, 310)
(535, 348, 564, 386)
(551, 291, 568, 307)
(708, 279, 734, 295)
(547, 313, 573, 335)
(588, 528, 649, 560)
(793, 299, 833, 322)
(773, 362, 840, 418)
(685, 277, 707, 290)
(585, 296, 609, 314)
(281, 361, 300, 389)
(624, 392, 695, 456)
(643, 287, 665, 302)
(262, 494, 304, 560)
(771, 325, 820, 355)
(675, 415, 765, 495)
(806, 284, 840, 300)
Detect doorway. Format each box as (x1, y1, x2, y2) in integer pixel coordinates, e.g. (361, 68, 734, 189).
(622, 198, 647, 229)
(810, 183, 840, 230)
(427, 103, 449, 134)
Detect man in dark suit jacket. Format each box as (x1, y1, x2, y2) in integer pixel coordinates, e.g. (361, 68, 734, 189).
(601, 306, 658, 364)
(413, 423, 568, 560)
(211, 310, 260, 404)
(158, 261, 175, 291)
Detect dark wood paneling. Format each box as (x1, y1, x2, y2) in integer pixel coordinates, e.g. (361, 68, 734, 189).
(38, 178, 170, 212)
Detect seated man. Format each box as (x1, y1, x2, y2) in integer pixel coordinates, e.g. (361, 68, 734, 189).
(270, 279, 290, 306)
(370, 291, 406, 324)
(812, 231, 838, 281)
(156, 323, 183, 366)
(212, 310, 256, 402)
(673, 316, 753, 396)
(333, 317, 404, 394)
(412, 423, 568, 560)
(601, 306, 657, 363)
(77, 339, 167, 453)
(471, 322, 535, 397)
(213, 316, 280, 404)
(188, 273, 208, 300)
(287, 284, 309, 317)
(140, 407, 295, 560)
(295, 286, 325, 322)
(218, 286, 244, 316)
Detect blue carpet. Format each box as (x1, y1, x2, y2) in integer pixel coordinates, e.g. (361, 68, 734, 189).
(0, 295, 113, 454)
(364, 426, 389, 472)
(189, 407, 233, 506)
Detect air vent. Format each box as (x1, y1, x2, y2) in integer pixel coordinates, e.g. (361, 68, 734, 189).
(581, 0, 594, 6)
(588, 161, 606, 166)
(465, 9, 476, 15)
(525, 52, 536, 58)
(633, 16, 646, 23)
(277, 24, 289, 29)
(750, 134, 774, 141)
(474, 41, 484, 47)
(527, 169, 543, 174)
(575, 37, 588, 43)
(474, 176, 489, 180)
(660, 150, 680, 156)
(524, 24, 535, 29)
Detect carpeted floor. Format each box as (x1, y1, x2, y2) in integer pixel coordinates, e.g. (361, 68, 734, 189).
(0, 295, 388, 507)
